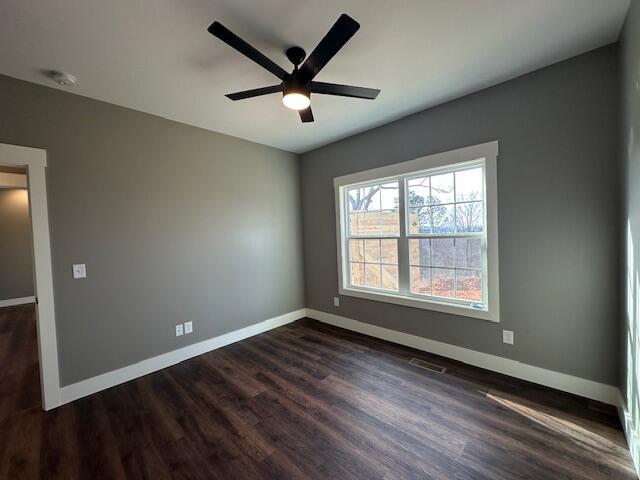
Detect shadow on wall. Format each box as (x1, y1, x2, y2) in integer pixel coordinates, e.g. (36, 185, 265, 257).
(621, 1, 640, 472)
(624, 218, 640, 470)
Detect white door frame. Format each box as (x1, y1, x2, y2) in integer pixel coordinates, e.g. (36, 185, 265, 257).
(0, 143, 60, 410)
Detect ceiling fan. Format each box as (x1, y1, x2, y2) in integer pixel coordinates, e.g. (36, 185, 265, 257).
(207, 14, 380, 123)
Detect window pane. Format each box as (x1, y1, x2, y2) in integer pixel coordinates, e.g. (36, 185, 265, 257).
(349, 239, 364, 262)
(349, 212, 365, 236)
(409, 239, 431, 266)
(455, 201, 483, 233)
(364, 239, 381, 263)
(364, 211, 382, 235)
(408, 177, 429, 207)
(432, 268, 455, 298)
(363, 186, 381, 211)
(431, 238, 454, 268)
(348, 186, 378, 212)
(347, 187, 364, 212)
(380, 183, 399, 210)
(408, 207, 430, 234)
(349, 182, 399, 237)
(430, 172, 454, 204)
(455, 168, 483, 202)
(431, 204, 455, 234)
(408, 176, 427, 187)
(350, 262, 364, 286)
(380, 209, 399, 235)
(410, 266, 431, 295)
(365, 264, 381, 289)
(381, 239, 398, 264)
(407, 207, 420, 234)
(455, 238, 482, 269)
(456, 270, 482, 302)
(420, 208, 433, 234)
(382, 265, 399, 291)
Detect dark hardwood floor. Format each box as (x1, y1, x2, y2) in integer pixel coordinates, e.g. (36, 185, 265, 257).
(0, 304, 41, 421)
(0, 305, 635, 479)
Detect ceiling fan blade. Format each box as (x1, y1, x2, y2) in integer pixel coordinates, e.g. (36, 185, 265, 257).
(310, 81, 379, 99)
(208, 21, 288, 80)
(226, 85, 282, 100)
(299, 106, 314, 123)
(298, 14, 360, 82)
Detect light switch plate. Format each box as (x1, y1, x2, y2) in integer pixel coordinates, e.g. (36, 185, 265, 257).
(502, 330, 514, 345)
(72, 264, 86, 279)
(175, 324, 184, 336)
(184, 321, 193, 334)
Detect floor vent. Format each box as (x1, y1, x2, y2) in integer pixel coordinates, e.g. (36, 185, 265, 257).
(409, 358, 446, 374)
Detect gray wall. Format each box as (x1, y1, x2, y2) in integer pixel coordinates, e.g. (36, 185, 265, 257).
(0, 187, 34, 300)
(620, 0, 640, 418)
(0, 74, 305, 386)
(301, 45, 620, 385)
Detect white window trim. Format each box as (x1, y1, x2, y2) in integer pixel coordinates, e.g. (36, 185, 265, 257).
(334, 141, 500, 322)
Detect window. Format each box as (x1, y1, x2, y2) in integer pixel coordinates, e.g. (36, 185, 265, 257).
(346, 181, 399, 291)
(335, 142, 499, 322)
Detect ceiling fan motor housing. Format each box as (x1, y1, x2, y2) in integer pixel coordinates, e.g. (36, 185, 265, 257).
(282, 75, 310, 99)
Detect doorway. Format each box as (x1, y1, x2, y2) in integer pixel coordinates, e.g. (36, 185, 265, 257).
(0, 143, 59, 410)
(0, 166, 40, 418)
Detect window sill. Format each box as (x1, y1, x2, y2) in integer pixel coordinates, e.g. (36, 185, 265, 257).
(339, 287, 499, 322)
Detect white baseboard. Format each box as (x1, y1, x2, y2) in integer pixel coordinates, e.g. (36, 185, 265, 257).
(306, 308, 620, 406)
(54, 307, 620, 411)
(0, 296, 35, 308)
(58, 308, 307, 406)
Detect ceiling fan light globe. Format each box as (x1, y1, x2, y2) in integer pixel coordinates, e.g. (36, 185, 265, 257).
(282, 92, 310, 110)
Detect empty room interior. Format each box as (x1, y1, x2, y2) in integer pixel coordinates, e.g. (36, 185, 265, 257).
(1, 0, 640, 478)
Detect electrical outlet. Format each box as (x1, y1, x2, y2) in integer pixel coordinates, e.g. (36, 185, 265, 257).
(72, 264, 87, 279)
(502, 330, 514, 345)
(184, 321, 193, 334)
(175, 324, 184, 337)
(334, 296, 340, 307)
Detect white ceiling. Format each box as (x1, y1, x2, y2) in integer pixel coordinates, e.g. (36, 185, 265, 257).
(0, 0, 630, 153)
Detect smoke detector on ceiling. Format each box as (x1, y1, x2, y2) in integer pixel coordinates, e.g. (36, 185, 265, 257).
(48, 71, 77, 87)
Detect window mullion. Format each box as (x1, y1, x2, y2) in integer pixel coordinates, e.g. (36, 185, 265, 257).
(397, 177, 410, 294)
(452, 170, 458, 300)
(453, 237, 458, 298)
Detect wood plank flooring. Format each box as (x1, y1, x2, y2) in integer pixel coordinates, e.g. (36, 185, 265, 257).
(0, 305, 635, 479)
(0, 304, 41, 421)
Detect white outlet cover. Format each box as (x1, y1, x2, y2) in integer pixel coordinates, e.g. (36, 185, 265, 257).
(334, 296, 340, 307)
(184, 321, 193, 334)
(72, 263, 86, 279)
(175, 324, 184, 336)
(502, 330, 514, 345)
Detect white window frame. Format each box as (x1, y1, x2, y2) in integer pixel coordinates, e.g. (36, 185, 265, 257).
(334, 141, 500, 322)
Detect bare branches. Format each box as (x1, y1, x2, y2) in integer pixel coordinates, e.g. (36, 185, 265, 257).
(348, 184, 396, 211)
